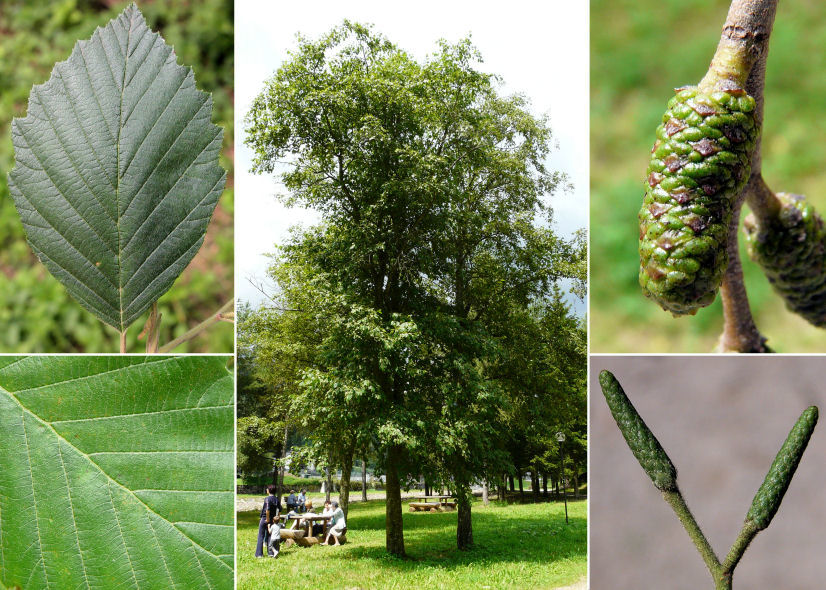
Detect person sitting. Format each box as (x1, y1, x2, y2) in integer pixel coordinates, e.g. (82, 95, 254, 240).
(255, 484, 281, 558)
(286, 489, 298, 512)
(321, 500, 346, 546)
(311, 500, 333, 537)
(297, 489, 307, 513)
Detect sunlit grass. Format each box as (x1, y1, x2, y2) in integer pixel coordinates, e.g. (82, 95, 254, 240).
(237, 498, 586, 589)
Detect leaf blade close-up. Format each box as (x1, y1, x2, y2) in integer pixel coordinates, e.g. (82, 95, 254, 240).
(7, 3, 226, 333)
(0, 356, 234, 590)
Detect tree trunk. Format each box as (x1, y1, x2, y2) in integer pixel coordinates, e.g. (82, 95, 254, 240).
(542, 472, 548, 497)
(361, 457, 368, 502)
(384, 445, 406, 556)
(508, 473, 515, 492)
(531, 468, 540, 502)
(339, 443, 355, 519)
(574, 471, 580, 500)
(482, 480, 489, 506)
(276, 422, 289, 502)
(456, 485, 473, 550)
(518, 468, 524, 499)
(325, 467, 332, 503)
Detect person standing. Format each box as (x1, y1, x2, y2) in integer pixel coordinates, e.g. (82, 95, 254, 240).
(255, 484, 281, 557)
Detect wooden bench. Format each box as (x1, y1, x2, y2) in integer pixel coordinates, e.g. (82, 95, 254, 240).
(280, 519, 347, 547)
(409, 501, 457, 512)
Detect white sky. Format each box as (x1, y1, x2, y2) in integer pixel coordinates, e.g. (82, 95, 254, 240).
(234, 0, 589, 308)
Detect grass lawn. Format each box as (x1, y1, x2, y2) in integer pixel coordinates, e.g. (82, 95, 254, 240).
(237, 498, 586, 589)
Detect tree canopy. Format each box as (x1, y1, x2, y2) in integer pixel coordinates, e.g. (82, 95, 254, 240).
(241, 21, 586, 556)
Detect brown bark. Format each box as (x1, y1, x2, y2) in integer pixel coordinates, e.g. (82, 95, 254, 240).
(456, 487, 473, 550)
(361, 457, 368, 502)
(275, 422, 289, 500)
(384, 444, 406, 556)
(339, 443, 355, 520)
(701, 0, 779, 352)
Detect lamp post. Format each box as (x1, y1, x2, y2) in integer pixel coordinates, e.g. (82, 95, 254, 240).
(556, 431, 568, 524)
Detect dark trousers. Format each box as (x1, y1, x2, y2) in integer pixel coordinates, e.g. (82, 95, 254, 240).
(255, 517, 270, 557)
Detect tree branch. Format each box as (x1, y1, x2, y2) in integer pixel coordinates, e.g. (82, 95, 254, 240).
(703, 0, 779, 353)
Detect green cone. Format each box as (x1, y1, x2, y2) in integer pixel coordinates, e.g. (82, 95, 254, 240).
(639, 86, 758, 315)
(745, 193, 826, 327)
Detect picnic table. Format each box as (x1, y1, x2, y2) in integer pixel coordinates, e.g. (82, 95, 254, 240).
(409, 495, 457, 512)
(280, 514, 332, 547)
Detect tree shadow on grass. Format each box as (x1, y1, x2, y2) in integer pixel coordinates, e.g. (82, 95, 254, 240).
(238, 499, 586, 573)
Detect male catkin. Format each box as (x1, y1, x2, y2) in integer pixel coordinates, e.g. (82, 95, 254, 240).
(746, 406, 818, 530)
(598, 370, 677, 491)
(639, 86, 758, 315)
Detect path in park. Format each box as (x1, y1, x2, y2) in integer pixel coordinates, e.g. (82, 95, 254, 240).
(555, 577, 587, 590)
(237, 490, 413, 512)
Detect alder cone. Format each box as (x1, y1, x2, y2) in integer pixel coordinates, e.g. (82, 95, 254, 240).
(639, 86, 758, 315)
(745, 193, 826, 327)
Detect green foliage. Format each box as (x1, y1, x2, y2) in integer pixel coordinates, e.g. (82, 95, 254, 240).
(236, 499, 586, 589)
(591, 0, 826, 351)
(243, 21, 585, 553)
(9, 5, 225, 333)
(0, 355, 234, 589)
(0, 0, 233, 352)
(237, 415, 284, 476)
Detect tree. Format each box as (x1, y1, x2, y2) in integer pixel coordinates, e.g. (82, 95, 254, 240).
(245, 21, 583, 555)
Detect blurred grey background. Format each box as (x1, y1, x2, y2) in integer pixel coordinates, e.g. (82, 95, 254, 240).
(590, 356, 826, 589)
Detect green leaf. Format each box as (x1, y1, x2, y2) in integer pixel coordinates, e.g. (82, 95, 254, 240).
(0, 356, 234, 590)
(8, 4, 226, 332)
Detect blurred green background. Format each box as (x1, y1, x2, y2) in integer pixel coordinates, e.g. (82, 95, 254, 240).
(592, 0, 826, 352)
(0, 0, 233, 352)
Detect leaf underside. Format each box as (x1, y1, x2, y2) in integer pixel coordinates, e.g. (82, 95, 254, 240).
(0, 356, 234, 590)
(8, 4, 226, 332)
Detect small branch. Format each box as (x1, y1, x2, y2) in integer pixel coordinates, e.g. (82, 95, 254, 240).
(661, 489, 722, 581)
(721, 520, 760, 576)
(158, 299, 234, 353)
(701, 0, 778, 352)
(139, 302, 162, 354)
(717, 190, 769, 353)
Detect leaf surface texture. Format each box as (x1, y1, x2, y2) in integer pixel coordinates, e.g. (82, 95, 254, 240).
(0, 356, 234, 589)
(8, 4, 226, 331)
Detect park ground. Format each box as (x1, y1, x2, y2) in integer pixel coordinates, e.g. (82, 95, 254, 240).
(237, 497, 586, 589)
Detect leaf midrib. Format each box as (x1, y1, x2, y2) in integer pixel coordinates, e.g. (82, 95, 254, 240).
(0, 383, 233, 584)
(115, 8, 135, 334)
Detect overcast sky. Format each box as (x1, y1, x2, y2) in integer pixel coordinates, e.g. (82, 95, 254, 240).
(234, 1, 589, 310)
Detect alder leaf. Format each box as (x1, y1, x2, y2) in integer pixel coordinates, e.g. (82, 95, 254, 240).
(0, 356, 234, 589)
(8, 4, 226, 332)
